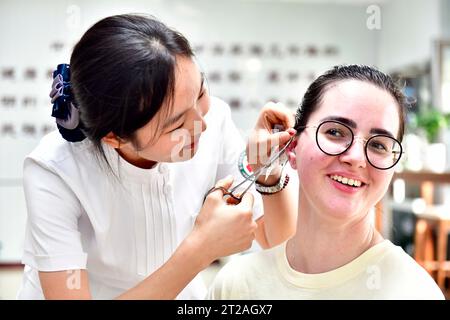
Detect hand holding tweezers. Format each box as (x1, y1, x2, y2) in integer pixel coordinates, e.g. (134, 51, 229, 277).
(204, 135, 295, 204)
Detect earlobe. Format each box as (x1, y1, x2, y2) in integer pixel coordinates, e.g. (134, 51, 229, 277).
(102, 132, 121, 149)
(288, 151, 297, 169)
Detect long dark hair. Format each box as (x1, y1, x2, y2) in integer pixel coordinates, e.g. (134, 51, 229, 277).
(294, 65, 408, 142)
(70, 14, 193, 163)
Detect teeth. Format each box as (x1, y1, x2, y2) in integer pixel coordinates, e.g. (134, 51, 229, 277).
(330, 175, 363, 187)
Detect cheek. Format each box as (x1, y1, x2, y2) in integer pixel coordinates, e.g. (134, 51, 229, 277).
(165, 131, 188, 152)
(142, 133, 187, 161)
(370, 170, 394, 198)
(295, 142, 330, 179)
(199, 95, 210, 116)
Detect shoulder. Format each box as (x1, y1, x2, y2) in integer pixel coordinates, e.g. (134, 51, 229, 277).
(25, 130, 94, 170)
(207, 245, 281, 299)
(23, 131, 101, 188)
(378, 241, 445, 299)
(26, 130, 91, 163)
(223, 247, 277, 274)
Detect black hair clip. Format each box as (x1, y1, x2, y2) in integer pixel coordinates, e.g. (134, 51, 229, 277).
(51, 64, 72, 119)
(50, 64, 85, 142)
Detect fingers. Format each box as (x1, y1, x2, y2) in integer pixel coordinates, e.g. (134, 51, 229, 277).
(247, 101, 297, 173)
(261, 101, 296, 130)
(216, 175, 234, 189)
(207, 175, 234, 200)
(286, 128, 297, 136)
(226, 196, 240, 205)
(255, 130, 295, 160)
(272, 130, 296, 147)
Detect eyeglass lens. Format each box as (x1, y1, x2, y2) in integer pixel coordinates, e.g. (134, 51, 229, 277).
(316, 121, 402, 169)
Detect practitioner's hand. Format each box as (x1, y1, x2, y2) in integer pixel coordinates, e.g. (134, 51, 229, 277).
(247, 102, 296, 185)
(192, 176, 257, 265)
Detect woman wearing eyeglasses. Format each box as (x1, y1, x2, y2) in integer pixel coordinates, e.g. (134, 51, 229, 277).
(207, 65, 445, 299)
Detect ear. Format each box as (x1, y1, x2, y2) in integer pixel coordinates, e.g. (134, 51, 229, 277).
(102, 132, 122, 149)
(286, 138, 298, 169)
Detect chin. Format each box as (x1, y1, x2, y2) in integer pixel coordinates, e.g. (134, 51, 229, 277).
(166, 148, 198, 162)
(161, 144, 197, 162)
(322, 198, 362, 219)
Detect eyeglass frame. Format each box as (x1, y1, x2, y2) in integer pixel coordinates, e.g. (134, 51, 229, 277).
(297, 120, 404, 170)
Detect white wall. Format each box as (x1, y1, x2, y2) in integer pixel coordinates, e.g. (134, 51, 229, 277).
(0, 0, 378, 131)
(377, 0, 442, 72)
(184, 0, 378, 132)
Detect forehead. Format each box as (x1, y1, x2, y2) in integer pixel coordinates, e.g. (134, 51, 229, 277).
(172, 56, 201, 111)
(309, 80, 401, 135)
(146, 56, 200, 134)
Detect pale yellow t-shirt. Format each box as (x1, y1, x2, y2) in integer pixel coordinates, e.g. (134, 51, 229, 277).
(207, 240, 444, 300)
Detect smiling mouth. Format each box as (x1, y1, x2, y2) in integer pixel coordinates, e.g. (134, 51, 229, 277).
(328, 175, 366, 188)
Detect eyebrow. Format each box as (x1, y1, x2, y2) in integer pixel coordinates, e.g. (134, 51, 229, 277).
(162, 73, 205, 130)
(320, 116, 395, 138)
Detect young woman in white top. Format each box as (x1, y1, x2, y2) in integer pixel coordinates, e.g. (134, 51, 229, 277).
(18, 14, 297, 299)
(208, 65, 445, 299)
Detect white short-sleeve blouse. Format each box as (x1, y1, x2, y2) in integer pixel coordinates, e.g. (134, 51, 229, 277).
(17, 97, 263, 299)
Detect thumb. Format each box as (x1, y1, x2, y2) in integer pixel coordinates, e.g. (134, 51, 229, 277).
(215, 175, 234, 190)
(205, 175, 234, 201)
(271, 131, 293, 149)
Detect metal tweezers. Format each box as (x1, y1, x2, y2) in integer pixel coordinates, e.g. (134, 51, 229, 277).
(204, 135, 295, 204)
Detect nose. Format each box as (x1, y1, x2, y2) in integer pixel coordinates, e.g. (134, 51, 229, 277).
(198, 116, 207, 133)
(191, 106, 207, 134)
(338, 137, 367, 168)
(199, 96, 210, 117)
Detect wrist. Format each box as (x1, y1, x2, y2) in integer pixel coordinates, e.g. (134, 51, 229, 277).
(256, 168, 282, 186)
(181, 230, 213, 269)
(256, 171, 289, 195)
(256, 173, 281, 187)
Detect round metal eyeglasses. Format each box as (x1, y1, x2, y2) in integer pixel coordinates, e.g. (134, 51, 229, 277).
(298, 120, 403, 170)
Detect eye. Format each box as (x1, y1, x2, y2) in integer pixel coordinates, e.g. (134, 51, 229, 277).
(325, 128, 346, 138)
(198, 88, 206, 100)
(173, 123, 184, 131)
(167, 122, 184, 134)
(368, 140, 388, 153)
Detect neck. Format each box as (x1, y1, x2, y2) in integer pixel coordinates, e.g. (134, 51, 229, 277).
(116, 148, 157, 169)
(287, 194, 383, 274)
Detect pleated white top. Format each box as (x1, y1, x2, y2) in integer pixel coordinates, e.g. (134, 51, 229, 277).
(18, 97, 263, 299)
